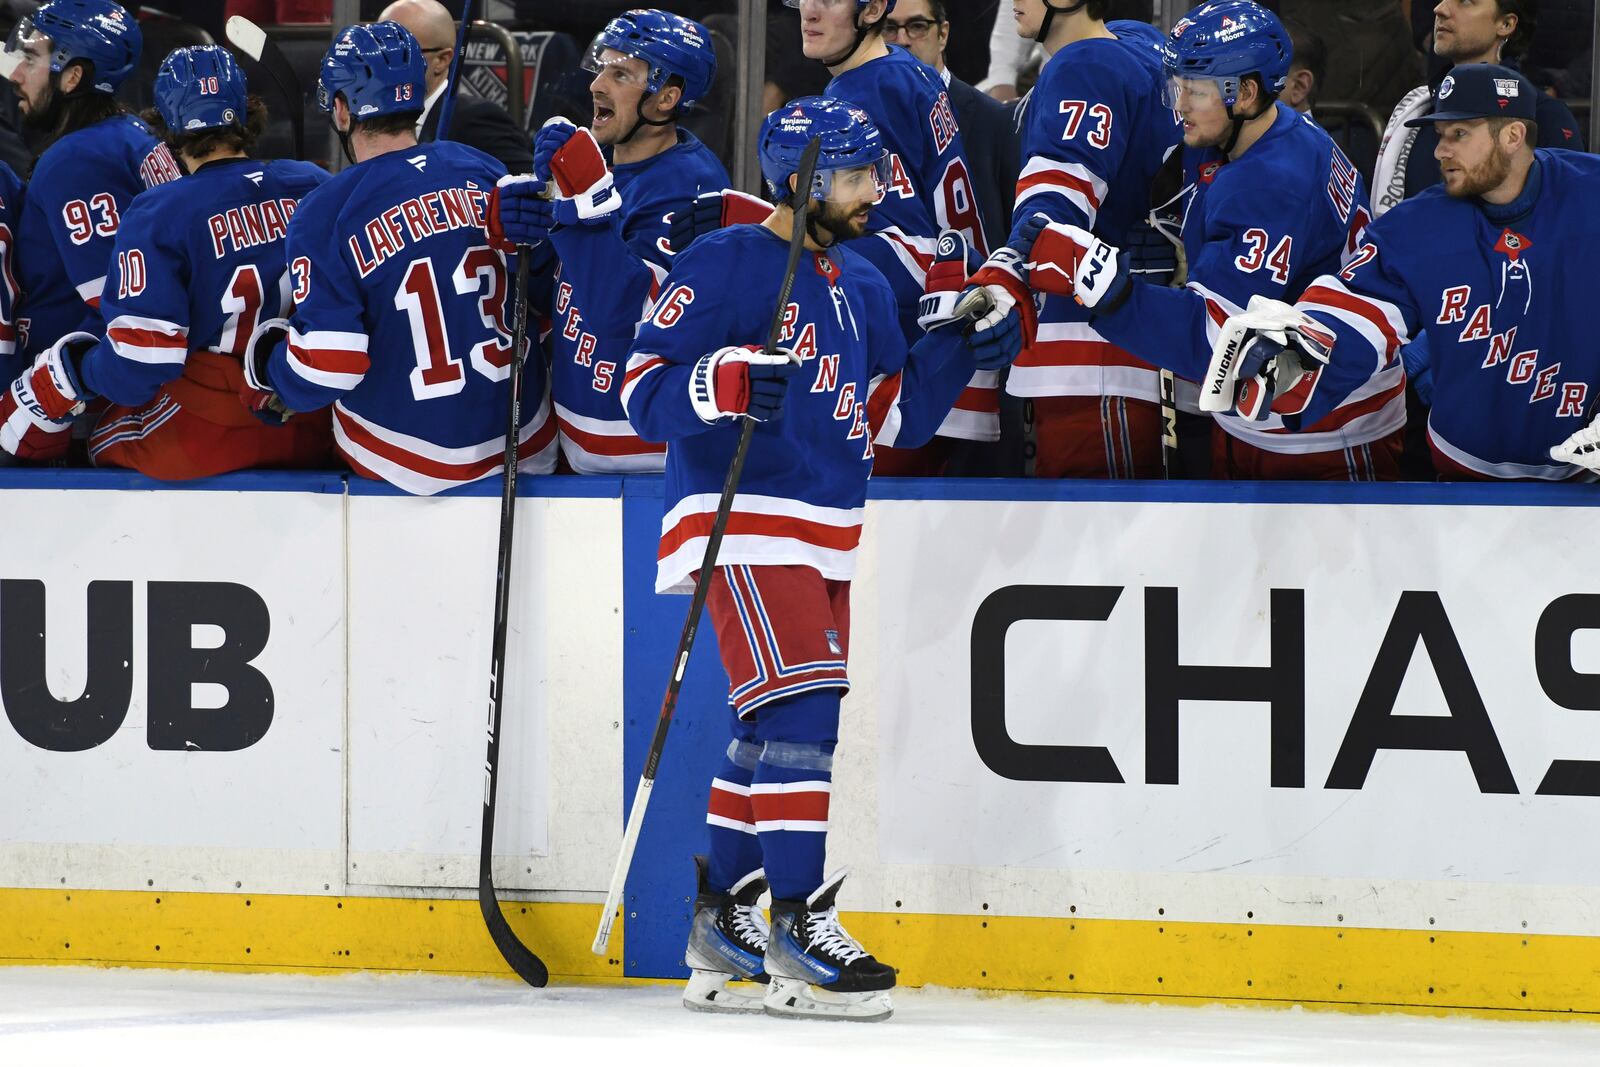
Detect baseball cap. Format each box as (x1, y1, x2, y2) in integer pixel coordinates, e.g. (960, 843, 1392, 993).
(1405, 63, 1538, 127)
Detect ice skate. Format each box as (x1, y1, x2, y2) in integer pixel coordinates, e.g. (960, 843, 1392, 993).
(762, 871, 894, 1022)
(682, 857, 770, 1014)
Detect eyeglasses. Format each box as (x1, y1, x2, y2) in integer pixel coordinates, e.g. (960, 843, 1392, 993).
(421, 46, 453, 55)
(882, 17, 942, 40)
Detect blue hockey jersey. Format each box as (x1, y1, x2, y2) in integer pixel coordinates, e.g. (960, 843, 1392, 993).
(623, 224, 977, 593)
(1008, 21, 1184, 406)
(547, 129, 728, 473)
(14, 115, 181, 380)
(0, 163, 25, 368)
(80, 157, 329, 426)
(266, 140, 555, 495)
(1091, 103, 1404, 454)
(1290, 150, 1600, 480)
(827, 45, 997, 440)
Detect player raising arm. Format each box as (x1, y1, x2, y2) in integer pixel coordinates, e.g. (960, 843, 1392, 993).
(991, 1, 1404, 480)
(1199, 65, 1600, 482)
(623, 99, 1019, 1020)
(244, 21, 555, 495)
(0, 46, 333, 476)
(492, 10, 728, 474)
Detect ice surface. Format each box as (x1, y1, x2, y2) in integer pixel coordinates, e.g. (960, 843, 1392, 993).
(1, 967, 1596, 1066)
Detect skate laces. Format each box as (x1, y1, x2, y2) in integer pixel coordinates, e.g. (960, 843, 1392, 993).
(730, 902, 769, 948)
(803, 907, 866, 964)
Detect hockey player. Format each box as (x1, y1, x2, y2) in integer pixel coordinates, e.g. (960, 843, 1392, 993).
(0, 0, 180, 458)
(491, 10, 729, 474)
(623, 99, 1019, 1019)
(960, 0, 1184, 478)
(1200, 65, 1600, 482)
(794, 0, 997, 469)
(0, 46, 333, 476)
(243, 21, 556, 495)
(984, 1, 1406, 479)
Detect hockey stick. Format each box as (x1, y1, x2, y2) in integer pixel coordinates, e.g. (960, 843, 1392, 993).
(590, 136, 824, 958)
(434, 0, 476, 144)
(477, 250, 550, 988)
(224, 16, 305, 162)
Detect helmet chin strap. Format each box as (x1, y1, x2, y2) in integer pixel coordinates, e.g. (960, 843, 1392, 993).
(1219, 85, 1271, 158)
(1036, 0, 1089, 43)
(612, 88, 676, 146)
(818, 3, 890, 68)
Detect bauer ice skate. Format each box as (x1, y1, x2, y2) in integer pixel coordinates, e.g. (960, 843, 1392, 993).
(763, 871, 894, 1022)
(682, 856, 770, 1013)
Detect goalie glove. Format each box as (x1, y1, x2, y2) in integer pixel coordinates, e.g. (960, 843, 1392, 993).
(689, 345, 801, 423)
(0, 331, 95, 460)
(1201, 295, 1335, 420)
(533, 118, 621, 226)
(239, 317, 295, 425)
(1551, 418, 1600, 474)
(667, 189, 773, 257)
(487, 173, 553, 251)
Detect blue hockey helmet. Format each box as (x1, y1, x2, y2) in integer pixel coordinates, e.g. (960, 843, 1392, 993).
(155, 46, 248, 134)
(780, 0, 898, 16)
(317, 21, 425, 121)
(582, 9, 717, 111)
(758, 96, 888, 204)
(6, 0, 141, 94)
(1164, 0, 1292, 110)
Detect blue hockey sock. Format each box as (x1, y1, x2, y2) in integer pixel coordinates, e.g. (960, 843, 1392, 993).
(750, 690, 840, 902)
(705, 733, 764, 893)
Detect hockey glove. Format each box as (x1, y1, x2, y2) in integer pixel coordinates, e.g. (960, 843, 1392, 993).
(956, 211, 1047, 345)
(666, 189, 773, 257)
(239, 317, 295, 425)
(1551, 418, 1600, 474)
(1202, 295, 1334, 420)
(534, 117, 621, 226)
(0, 331, 95, 460)
(964, 306, 1023, 371)
(1125, 215, 1180, 288)
(916, 229, 974, 331)
(1400, 336, 1434, 408)
(689, 345, 801, 423)
(1024, 221, 1132, 313)
(487, 173, 553, 250)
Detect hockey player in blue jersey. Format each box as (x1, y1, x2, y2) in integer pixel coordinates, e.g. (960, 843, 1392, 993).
(490, 10, 728, 474)
(960, 0, 1183, 479)
(1201, 64, 1600, 482)
(241, 21, 555, 495)
(989, 1, 1406, 480)
(624, 99, 1019, 1019)
(0, 45, 332, 477)
(789, 0, 997, 470)
(0, 0, 180, 460)
(3, 46, 329, 472)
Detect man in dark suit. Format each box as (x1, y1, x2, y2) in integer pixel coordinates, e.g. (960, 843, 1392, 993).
(381, 0, 534, 174)
(883, 0, 1019, 254)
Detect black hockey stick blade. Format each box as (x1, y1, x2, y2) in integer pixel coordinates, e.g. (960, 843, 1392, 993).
(477, 253, 550, 988)
(225, 16, 306, 161)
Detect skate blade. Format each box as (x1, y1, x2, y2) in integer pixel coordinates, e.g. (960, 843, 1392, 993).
(762, 976, 893, 1022)
(682, 969, 768, 1014)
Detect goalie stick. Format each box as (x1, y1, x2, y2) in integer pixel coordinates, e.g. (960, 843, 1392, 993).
(224, 16, 305, 162)
(590, 136, 824, 958)
(477, 250, 549, 988)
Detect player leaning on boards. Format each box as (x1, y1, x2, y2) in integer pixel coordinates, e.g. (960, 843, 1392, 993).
(242, 21, 555, 494)
(960, 0, 1182, 479)
(493, 9, 729, 474)
(0, 0, 180, 462)
(0, 46, 334, 478)
(1201, 64, 1600, 482)
(623, 99, 1020, 1020)
(976, 1, 1405, 480)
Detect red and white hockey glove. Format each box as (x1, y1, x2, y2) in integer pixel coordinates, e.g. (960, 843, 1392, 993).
(0, 331, 95, 460)
(487, 173, 553, 251)
(666, 189, 774, 256)
(955, 212, 1051, 348)
(689, 345, 801, 423)
(239, 316, 295, 425)
(1201, 296, 1334, 420)
(1551, 418, 1600, 474)
(1024, 220, 1132, 312)
(533, 118, 621, 226)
